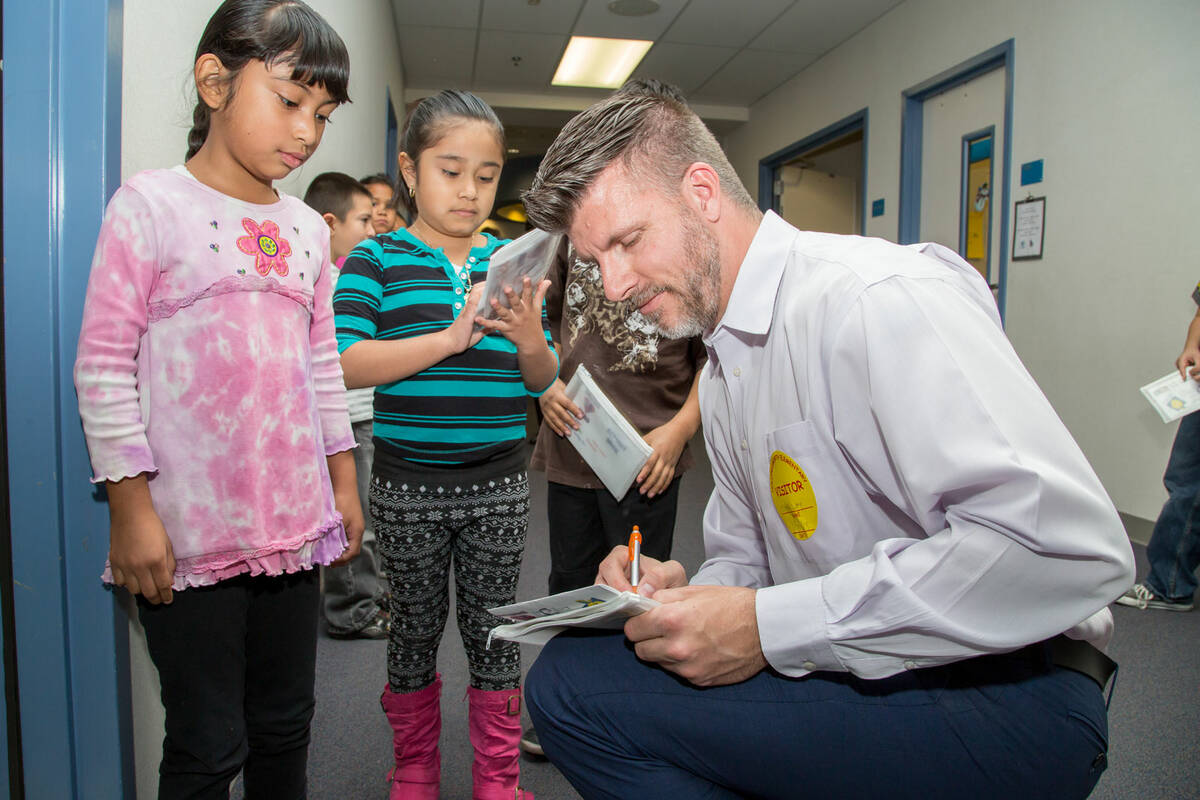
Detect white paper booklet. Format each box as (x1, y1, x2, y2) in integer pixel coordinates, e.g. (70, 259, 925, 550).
(562, 364, 654, 499)
(1140, 369, 1200, 423)
(487, 584, 659, 647)
(476, 228, 562, 321)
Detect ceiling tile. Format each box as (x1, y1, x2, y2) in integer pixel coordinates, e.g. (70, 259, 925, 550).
(398, 26, 477, 86)
(572, 0, 689, 40)
(693, 47, 821, 105)
(391, 0, 480, 30)
(661, 0, 793, 48)
(480, 0, 585, 34)
(749, 0, 903, 52)
(474, 31, 568, 91)
(631, 42, 737, 94)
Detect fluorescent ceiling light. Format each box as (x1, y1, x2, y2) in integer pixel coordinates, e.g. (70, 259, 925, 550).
(552, 36, 653, 89)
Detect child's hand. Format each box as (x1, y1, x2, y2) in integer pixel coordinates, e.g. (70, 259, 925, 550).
(476, 276, 551, 352)
(109, 506, 176, 605)
(443, 283, 486, 354)
(330, 485, 364, 566)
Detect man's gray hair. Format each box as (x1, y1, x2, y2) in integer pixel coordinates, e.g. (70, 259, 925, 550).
(522, 81, 755, 233)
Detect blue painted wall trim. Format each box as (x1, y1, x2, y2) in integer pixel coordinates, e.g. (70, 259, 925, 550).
(758, 108, 870, 236)
(2, 0, 133, 797)
(899, 39, 1014, 321)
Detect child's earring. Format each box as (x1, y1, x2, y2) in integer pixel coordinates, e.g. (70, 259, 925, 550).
(408, 184, 415, 198)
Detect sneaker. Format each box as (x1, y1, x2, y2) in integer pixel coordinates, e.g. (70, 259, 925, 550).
(519, 725, 545, 758)
(328, 608, 390, 639)
(1115, 583, 1194, 612)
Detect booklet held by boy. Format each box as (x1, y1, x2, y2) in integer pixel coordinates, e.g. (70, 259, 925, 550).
(487, 584, 658, 647)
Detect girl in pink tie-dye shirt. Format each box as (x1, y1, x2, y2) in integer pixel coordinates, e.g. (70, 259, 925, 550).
(72, 1, 361, 795)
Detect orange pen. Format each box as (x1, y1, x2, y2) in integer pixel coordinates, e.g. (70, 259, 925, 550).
(628, 525, 642, 589)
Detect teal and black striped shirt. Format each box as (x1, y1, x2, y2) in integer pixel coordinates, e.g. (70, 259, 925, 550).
(334, 229, 555, 468)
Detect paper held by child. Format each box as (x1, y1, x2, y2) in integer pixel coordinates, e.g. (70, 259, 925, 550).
(487, 584, 658, 647)
(476, 228, 562, 321)
(562, 364, 654, 499)
(1140, 369, 1200, 423)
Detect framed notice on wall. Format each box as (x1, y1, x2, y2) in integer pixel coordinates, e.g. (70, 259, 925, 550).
(1012, 196, 1046, 260)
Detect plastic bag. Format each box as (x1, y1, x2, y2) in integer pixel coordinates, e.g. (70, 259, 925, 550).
(475, 228, 562, 321)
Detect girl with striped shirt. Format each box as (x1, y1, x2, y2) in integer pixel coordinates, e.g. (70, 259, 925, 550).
(334, 89, 555, 800)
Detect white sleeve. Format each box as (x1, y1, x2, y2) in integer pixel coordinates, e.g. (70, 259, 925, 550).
(758, 275, 1134, 678)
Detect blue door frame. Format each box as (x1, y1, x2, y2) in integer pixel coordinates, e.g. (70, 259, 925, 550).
(2, 1, 133, 797)
(757, 108, 869, 234)
(899, 39, 1014, 320)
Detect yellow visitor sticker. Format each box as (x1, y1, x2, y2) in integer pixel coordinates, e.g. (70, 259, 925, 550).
(769, 450, 817, 540)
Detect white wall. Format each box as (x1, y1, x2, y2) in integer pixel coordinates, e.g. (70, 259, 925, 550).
(121, 2, 404, 795)
(723, 0, 1200, 523)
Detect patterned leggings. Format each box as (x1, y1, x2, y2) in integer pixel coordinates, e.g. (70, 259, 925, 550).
(371, 468, 529, 693)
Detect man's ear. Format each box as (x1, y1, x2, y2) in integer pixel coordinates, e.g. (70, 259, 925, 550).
(322, 212, 338, 231)
(194, 53, 228, 110)
(681, 162, 722, 222)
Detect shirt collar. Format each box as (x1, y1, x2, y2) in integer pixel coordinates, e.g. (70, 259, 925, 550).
(709, 211, 797, 339)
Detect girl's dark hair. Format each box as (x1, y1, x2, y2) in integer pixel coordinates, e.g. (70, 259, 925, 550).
(397, 90, 505, 218)
(187, 0, 351, 159)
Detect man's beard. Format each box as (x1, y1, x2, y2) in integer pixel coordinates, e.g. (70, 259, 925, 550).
(635, 208, 721, 339)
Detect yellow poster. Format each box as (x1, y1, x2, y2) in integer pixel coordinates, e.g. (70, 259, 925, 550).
(965, 158, 990, 266)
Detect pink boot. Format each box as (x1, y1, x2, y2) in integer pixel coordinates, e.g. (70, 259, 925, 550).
(380, 675, 442, 800)
(467, 686, 534, 800)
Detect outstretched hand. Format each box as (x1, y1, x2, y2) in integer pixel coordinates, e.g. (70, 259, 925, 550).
(475, 276, 551, 352)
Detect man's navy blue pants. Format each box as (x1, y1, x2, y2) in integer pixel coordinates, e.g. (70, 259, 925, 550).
(526, 629, 1109, 799)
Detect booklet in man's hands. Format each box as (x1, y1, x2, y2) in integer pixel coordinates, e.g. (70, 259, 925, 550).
(487, 584, 658, 647)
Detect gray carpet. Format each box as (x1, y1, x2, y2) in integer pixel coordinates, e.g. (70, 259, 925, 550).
(300, 437, 1200, 799)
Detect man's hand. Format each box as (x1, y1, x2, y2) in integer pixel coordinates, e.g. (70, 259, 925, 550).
(624, 585, 767, 687)
(538, 378, 582, 436)
(595, 546, 686, 597)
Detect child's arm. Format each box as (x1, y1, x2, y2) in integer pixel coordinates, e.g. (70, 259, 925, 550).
(637, 370, 703, 498)
(105, 474, 176, 605)
(476, 276, 559, 392)
(325, 449, 363, 565)
(339, 285, 486, 387)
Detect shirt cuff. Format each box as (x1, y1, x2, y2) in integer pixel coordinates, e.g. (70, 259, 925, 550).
(755, 578, 842, 676)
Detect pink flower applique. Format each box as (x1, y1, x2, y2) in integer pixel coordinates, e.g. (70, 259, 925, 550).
(236, 217, 291, 277)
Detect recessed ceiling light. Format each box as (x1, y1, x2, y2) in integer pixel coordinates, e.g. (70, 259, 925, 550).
(552, 36, 653, 89)
(608, 0, 660, 16)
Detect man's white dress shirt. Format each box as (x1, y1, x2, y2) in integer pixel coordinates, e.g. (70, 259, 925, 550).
(693, 212, 1133, 679)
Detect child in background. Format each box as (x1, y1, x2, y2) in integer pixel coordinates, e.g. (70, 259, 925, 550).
(361, 172, 402, 234)
(304, 171, 390, 639)
(73, 2, 361, 796)
(335, 89, 556, 800)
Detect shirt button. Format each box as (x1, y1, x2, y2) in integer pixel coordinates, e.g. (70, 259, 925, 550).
(740, 439, 749, 450)
(733, 367, 742, 377)
(802, 661, 816, 671)
(454, 302, 463, 310)
(468, 256, 476, 263)
(456, 287, 464, 295)
(904, 660, 918, 670)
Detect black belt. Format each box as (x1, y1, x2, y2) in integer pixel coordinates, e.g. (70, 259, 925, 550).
(1015, 634, 1117, 692)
